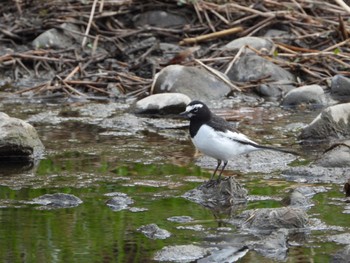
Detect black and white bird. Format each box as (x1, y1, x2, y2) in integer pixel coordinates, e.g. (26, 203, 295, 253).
(180, 100, 296, 180)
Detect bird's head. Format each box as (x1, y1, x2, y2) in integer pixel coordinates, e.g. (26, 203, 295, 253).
(180, 100, 211, 120)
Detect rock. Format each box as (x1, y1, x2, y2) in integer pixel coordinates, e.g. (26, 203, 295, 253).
(182, 176, 247, 209)
(315, 141, 350, 167)
(235, 207, 308, 230)
(133, 10, 188, 28)
(281, 84, 326, 106)
(167, 216, 194, 223)
(31, 193, 82, 208)
(154, 244, 211, 262)
(264, 29, 291, 43)
(332, 245, 350, 263)
(328, 233, 350, 245)
(105, 192, 134, 211)
(32, 23, 81, 49)
(224, 36, 275, 54)
(253, 230, 288, 261)
(197, 246, 249, 263)
(282, 188, 313, 209)
(137, 224, 171, 240)
(152, 65, 231, 101)
(331, 75, 350, 97)
(226, 54, 295, 98)
(134, 93, 191, 115)
(282, 165, 349, 184)
(299, 103, 350, 140)
(0, 112, 44, 160)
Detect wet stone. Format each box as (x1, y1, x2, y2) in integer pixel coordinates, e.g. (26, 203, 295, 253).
(332, 245, 350, 263)
(315, 141, 350, 167)
(167, 216, 194, 223)
(105, 192, 134, 211)
(331, 74, 350, 97)
(197, 246, 249, 263)
(154, 244, 211, 262)
(282, 166, 349, 184)
(182, 176, 247, 209)
(233, 207, 308, 231)
(134, 93, 191, 115)
(252, 230, 288, 261)
(137, 223, 171, 240)
(31, 193, 83, 208)
(281, 84, 327, 107)
(328, 233, 350, 245)
(0, 112, 44, 160)
(152, 65, 231, 101)
(299, 103, 350, 141)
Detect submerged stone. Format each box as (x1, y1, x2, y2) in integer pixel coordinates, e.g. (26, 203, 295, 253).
(137, 223, 171, 240)
(154, 244, 210, 262)
(106, 193, 134, 211)
(31, 193, 82, 208)
(197, 246, 249, 263)
(182, 176, 247, 209)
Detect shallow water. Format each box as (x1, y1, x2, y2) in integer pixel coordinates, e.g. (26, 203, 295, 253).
(0, 99, 348, 262)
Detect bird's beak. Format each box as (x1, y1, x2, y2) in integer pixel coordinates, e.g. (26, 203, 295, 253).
(179, 110, 190, 118)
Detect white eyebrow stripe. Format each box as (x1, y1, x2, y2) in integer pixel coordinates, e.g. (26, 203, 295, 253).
(186, 104, 203, 112)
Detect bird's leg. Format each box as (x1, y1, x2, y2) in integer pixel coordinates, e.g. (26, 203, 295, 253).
(217, 161, 228, 181)
(211, 160, 222, 180)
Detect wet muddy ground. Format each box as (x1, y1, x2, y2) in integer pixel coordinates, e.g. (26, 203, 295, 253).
(0, 98, 349, 262)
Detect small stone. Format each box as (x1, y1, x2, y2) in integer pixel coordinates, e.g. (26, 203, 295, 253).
(331, 75, 350, 97)
(224, 36, 275, 54)
(137, 224, 171, 240)
(134, 93, 191, 115)
(106, 195, 134, 211)
(281, 84, 326, 106)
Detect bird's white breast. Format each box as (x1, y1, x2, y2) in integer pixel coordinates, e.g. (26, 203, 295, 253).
(191, 124, 259, 161)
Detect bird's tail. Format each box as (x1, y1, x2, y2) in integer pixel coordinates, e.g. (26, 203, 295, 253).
(253, 144, 298, 155)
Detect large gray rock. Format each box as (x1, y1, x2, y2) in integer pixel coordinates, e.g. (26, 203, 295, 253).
(331, 75, 350, 97)
(224, 36, 275, 54)
(152, 65, 231, 101)
(226, 54, 295, 98)
(299, 103, 350, 140)
(32, 23, 81, 49)
(154, 245, 211, 262)
(134, 93, 191, 115)
(315, 141, 350, 167)
(0, 112, 44, 159)
(281, 84, 326, 106)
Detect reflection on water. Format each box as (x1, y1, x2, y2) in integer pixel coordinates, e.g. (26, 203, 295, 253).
(0, 101, 347, 262)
